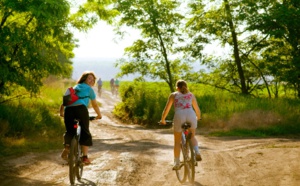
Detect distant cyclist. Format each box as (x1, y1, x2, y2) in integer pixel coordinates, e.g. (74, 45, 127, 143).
(110, 78, 115, 94)
(160, 80, 202, 170)
(97, 78, 102, 97)
(114, 79, 120, 95)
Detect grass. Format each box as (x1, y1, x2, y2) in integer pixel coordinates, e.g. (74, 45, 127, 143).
(0, 76, 70, 157)
(210, 125, 300, 138)
(113, 81, 300, 137)
(0, 76, 107, 157)
(1, 77, 299, 158)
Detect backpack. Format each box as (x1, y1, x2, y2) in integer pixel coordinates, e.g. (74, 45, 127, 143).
(62, 87, 89, 106)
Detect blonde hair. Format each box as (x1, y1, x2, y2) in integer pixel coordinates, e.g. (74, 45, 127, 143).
(176, 80, 189, 94)
(77, 71, 97, 84)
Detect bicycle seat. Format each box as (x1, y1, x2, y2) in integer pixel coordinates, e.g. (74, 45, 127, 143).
(181, 123, 191, 129)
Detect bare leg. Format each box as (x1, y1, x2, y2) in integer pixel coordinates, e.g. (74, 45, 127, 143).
(189, 128, 202, 161)
(189, 128, 199, 148)
(174, 132, 182, 158)
(81, 145, 88, 156)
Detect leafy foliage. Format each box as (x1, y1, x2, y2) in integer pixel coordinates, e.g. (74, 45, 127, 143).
(186, 0, 300, 98)
(0, 0, 74, 96)
(113, 0, 194, 92)
(114, 81, 300, 136)
(114, 81, 170, 124)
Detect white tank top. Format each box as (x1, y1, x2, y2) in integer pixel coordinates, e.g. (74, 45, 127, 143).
(173, 92, 193, 111)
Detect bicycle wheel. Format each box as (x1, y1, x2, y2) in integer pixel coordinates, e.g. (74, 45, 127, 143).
(76, 149, 83, 181)
(186, 138, 195, 183)
(175, 137, 187, 183)
(69, 138, 77, 185)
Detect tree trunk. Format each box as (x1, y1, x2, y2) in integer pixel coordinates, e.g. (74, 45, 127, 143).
(224, 0, 248, 94)
(151, 16, 174, 92)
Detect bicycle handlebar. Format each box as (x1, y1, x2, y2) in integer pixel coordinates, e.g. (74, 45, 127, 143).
(74, 116, 98, 123)
(89, 116, 96, 120)
(158, 120, 173, 126)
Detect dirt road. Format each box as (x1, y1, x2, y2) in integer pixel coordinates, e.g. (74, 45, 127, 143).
(0, 89, 299, 186)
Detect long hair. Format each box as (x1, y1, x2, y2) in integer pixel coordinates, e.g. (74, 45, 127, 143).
(176, 80, 189, 94)
(77, 71, 97, 85)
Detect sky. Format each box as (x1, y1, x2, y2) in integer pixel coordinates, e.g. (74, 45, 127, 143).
(69, 0, 225, 60)
(69, 0, 136, 59)
(72, 21, 140, 59)
(71, 21, 142, 81)
(72, 21, 227, 60)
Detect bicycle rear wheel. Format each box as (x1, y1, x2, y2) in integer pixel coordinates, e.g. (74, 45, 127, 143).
(69, 138, 78, 185)
(175, 138, 187, 183)
(186, 139, 195, 183)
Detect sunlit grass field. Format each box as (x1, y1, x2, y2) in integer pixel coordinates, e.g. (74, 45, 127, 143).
(0, 76, 75, 157)
(114, 81, 300, 137)
(0, 77, 299, 158)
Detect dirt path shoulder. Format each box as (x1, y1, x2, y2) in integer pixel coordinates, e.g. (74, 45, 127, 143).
(0, 89, 299, 186)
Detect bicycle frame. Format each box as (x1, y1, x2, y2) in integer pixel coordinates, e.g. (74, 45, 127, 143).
(69, 120, 83, 185)
(175, 123, 196, 184)
(158, 120, 196, 184)
(68, 116, 96, 185)
(74, 121, 81, 143)
(182, 124, 192, 159)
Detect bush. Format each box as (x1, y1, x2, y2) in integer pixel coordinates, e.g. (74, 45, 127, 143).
(0, 77, 67, 157)
(114, 81, 300, 136)
(114, 81, 171, 124)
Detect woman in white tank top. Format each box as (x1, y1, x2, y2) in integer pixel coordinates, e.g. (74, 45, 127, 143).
(160, 80, 202, 170)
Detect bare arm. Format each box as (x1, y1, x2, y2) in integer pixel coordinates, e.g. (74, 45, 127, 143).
(59, 104, 64, 117)
(91, 99, 102, 119)
(192, 94, 201, 120)
(160, 93, 175, 124)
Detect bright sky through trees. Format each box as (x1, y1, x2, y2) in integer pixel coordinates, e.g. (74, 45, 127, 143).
(72, 21, 227, 59)
(70, 0, 226, 60)
(72, 21, 141, 59)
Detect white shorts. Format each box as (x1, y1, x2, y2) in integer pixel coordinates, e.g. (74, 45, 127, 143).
(173, 109, 197, 132)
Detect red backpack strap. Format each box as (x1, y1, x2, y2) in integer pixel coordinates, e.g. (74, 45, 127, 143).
(69, 87, 75, 94)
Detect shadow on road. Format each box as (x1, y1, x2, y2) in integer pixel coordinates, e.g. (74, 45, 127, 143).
(0, 176, 58, 186)
(75, 178, 97, 186)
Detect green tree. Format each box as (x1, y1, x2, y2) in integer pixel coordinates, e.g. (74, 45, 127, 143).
(112, 0, 192, 92)
(0, 0, 74, 96)
(246, 0, 300, 97)
(0, 0, 117, 100)
(69, 0, 119, 31)
(187, 0, 275, 96)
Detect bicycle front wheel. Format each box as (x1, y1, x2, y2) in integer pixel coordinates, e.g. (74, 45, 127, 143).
(69, 138, 78, 185)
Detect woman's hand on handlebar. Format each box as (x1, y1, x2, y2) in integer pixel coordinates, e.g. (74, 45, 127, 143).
(96, 115, 102, 120)
(160, 119, 166, 125)
(89, 115, 101, 120)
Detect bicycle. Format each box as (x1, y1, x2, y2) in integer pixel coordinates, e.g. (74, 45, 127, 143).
(97, 85, 102, 97)
(69, 116, 96, 185)
(159, 120, 197, 184)
(113, 85, 119, 96)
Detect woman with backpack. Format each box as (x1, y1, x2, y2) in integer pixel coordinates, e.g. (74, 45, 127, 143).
(59, 71, 102, 164)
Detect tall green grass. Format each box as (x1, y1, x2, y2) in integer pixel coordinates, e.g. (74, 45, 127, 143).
(1, 77, 299, 158)
(114, 82, 170, 124)
(114, 81, 300, 136)
(0, 76, 73, 157)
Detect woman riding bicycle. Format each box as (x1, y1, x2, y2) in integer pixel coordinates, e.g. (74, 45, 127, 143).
(60, 71, 102, 164)
(160, 80, 202, 170)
